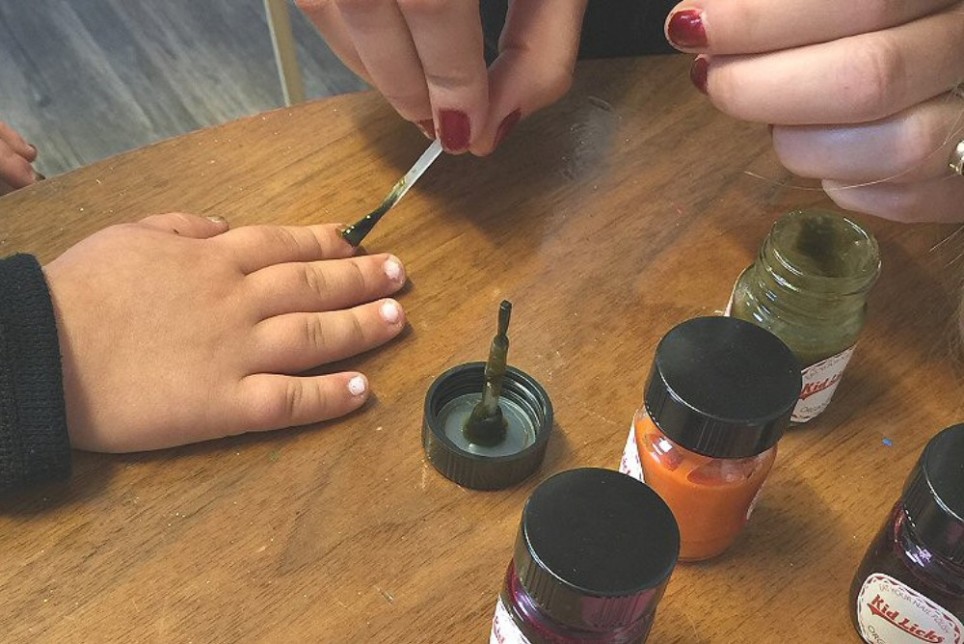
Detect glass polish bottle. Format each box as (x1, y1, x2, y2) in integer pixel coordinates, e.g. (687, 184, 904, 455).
(619, 316, 801, 561)
(490, 468, 679, 643)
(727, 209, 880, 423)
(850, 423, 964, 643)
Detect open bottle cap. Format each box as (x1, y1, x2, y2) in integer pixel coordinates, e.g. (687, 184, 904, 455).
(422, 362, 553, 490)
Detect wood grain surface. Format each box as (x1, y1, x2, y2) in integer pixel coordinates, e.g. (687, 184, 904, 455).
(0, 56, 962, 643)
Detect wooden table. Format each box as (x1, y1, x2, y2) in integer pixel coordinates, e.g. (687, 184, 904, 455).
(1, 56, 961, 643)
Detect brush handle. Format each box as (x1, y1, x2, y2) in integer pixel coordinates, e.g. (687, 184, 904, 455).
(395, 139, 443, 204)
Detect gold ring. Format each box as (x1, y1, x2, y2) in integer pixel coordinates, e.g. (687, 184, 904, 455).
(951, 139, 964, 176)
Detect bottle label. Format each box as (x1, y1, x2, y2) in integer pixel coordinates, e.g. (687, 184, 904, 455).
(792, 345, 855, 423)
(856, 573, 963, 643)
(619, 425, 645, 483)
(490, 597, 532, 644)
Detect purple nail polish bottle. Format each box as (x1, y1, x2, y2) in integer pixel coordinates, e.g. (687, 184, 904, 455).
(490, 468, 679, 643)
(850, 424, 964, 643)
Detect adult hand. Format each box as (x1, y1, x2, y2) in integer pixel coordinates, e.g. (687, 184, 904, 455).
(665, 0, 964, 222)
(43, 214, 408, 452)
(0, 121, 40, 196)
(296, 0, 588, 155)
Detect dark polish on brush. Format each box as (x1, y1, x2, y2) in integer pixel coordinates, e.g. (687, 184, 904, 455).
(493, 110, 522, 149)
(690, 57, 709, 94)
(438, 109, 471, 151)
(667, 9, 707, 49)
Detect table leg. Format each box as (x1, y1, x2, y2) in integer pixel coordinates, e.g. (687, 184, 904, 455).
(264, 0, 306, 106)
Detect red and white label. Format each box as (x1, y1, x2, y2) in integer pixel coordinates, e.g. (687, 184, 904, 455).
(856, 573, 963, 644)
(490, 597, 531, 644)
(619, 425, 645, 483)
(792, 346, 855, 423)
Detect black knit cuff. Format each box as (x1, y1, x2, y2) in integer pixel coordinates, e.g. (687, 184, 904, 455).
(0, 254, 71, 491)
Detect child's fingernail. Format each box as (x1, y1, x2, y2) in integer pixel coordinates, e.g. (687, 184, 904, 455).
(380, 299, 401, 324)
(690, 56, 709, 94)
(28, 144, 38, 155)
(383, 256, 404, 282)
(667, 9, 707, 49)
(34, 171, 46, 181)
(206, 215, 228, 224)
(348, 374, 368, 397)
(438, 109, 470, 151)
(417, 119, 436, 139)
(493, 109, 522, 149)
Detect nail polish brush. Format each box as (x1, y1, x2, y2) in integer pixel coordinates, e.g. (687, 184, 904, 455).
(341, 139, 443, 247)
(462, 300, 512, 447)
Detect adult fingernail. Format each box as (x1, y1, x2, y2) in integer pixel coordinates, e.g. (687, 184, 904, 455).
(438, 109, 470, 151)
(493, 109, 522, 149)
(690, 56, 709, 94)
(417, 119, 436, 139)
(383, 255, 404, 282)
(348, 374, 368, 397)
(380, 299, 401, 324)
(667, 9, 707, 49)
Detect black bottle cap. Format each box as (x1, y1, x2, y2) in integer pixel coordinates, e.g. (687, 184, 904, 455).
(644, 317, 802, 458)
(422, 362, 553, 491)
(513, 468, 680, 630)
(901, 423, 964, 564)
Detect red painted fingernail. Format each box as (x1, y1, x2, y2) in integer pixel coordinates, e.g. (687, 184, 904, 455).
(493, 109, 522, 149)
(438, 109, 471, 151)
(690, 56, 709, 94)
(417, 119, 435, 139)
(667, 9, 707, 49)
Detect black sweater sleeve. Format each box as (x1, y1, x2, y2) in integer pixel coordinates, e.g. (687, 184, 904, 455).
(482, 0, 679, 64)
(0, 254, 71, 492)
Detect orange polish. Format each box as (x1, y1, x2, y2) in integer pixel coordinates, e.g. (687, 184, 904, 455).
(634, 412, 775, 561)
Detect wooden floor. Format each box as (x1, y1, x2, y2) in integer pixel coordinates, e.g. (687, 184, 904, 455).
(0, 0, 366, 177)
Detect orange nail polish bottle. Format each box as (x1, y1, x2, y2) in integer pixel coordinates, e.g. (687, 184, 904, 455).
(619, 317, 801, 561)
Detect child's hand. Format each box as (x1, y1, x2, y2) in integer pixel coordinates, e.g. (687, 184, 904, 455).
(44, 214, 408, 452)
(0, 121, 39, 195)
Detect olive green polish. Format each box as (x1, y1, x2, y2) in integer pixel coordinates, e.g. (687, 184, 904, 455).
(340, 179, 407, 247)
(729, 209, 880, 366)
(463, 300, 512, 447)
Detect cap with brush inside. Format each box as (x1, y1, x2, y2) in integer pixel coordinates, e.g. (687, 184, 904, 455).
(422, 301, 553, 490)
